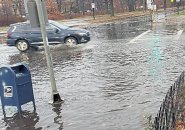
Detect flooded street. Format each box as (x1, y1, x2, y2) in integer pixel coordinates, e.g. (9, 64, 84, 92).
(0, 16, 185, 130)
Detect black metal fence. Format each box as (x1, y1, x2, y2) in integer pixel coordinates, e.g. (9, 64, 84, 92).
(153, 71, 185, 130)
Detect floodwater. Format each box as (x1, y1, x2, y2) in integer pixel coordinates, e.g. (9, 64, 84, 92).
(0, 15, 185, 130)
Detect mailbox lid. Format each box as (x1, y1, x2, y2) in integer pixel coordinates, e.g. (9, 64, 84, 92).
(11, 63, 30, 75)
(11, 63, 31, 85)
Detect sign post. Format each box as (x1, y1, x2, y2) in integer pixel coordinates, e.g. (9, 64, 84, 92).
(36, 0, 62, 103)
(151, 5, 157, 22)
(176, 0, 180, 14)
(91, 2, 95, 20)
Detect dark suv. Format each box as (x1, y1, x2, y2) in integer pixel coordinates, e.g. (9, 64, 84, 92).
(6, 20, 90, 52)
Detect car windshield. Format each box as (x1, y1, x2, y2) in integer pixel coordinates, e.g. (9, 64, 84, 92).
(49, 21, 69, 30)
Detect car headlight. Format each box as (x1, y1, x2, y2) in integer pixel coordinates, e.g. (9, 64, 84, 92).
(77, 32, 87, 36)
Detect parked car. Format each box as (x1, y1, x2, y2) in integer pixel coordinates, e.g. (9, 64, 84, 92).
(6, 20, 90, 52)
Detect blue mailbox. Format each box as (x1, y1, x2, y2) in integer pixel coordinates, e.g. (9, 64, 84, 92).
(0, 63, 36, 117)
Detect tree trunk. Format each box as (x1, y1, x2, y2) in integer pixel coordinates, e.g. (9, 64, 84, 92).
(128, 0, 135, 12)
(105, 0, 109, 14)
(17, 0, 23, 16)
(60, 0, 62, 12)
(82, 2, 85, 15)
(110, 0, 114, 16)
(120, 0, 124, 12)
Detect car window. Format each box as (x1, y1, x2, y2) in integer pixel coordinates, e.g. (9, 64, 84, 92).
(12, 24, 31, 32)
(28, 26, 56, 34)
(9, 22, 58, 33)
(46, 25, 56, 32)
(7, 26, 16, 33)
(49, 24, 60, 30)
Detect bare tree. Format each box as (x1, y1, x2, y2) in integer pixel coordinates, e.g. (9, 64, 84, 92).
(104, 0, 109, 14)
(56, 0, 63, 12)
(119, 0, 125, 12)
(128, 0, 135, 12)
(1, 0, 12, 18)
(110, 0, 114, 16)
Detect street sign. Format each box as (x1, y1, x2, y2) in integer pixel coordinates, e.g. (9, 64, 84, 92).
(176, 0, 180, 2)
(91, 2, 95, 19)
(91, 3, 95, 9)
(147, 0, 152, 9)
(152, 5, 157, 11)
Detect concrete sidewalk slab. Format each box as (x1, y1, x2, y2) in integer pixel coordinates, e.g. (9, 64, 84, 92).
(59, 19, 89, 27)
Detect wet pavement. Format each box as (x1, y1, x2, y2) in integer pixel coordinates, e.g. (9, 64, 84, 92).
(0, 15, 185, 130)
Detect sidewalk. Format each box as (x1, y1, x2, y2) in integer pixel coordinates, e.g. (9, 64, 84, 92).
(59, 8, 179, 27)
(59, 11, 151, 27)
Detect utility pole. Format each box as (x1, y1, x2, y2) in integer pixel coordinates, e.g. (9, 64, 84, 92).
(36, 0, 62, 103)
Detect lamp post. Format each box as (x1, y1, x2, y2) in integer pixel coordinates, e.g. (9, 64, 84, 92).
(91, 0, 95, 19)
(12, 4, 16, 15)
(164, 0, 167, 19)
(176, 0, 180, 14)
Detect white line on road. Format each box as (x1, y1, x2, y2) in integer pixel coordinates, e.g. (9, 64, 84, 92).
(128, 30, 151, 44)
(174, 30, 183, 41)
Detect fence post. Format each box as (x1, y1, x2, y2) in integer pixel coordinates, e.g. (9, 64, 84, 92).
(153, 72, 185, 129)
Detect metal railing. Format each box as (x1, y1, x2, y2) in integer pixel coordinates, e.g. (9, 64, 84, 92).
(153, 71, 185, 130)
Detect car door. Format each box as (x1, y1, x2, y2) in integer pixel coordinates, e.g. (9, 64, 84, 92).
(29, 27, 56, 45)
(29, 28, 43, 45)
(46, 28, 60, 44)
(49, 24, 66, 44)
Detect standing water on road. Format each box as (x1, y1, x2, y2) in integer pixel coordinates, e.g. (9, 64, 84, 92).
(0, 16, 185, 130)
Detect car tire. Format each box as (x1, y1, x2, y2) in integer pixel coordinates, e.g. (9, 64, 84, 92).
(65, 37, 77, 47)
(16, 40, 29, 52)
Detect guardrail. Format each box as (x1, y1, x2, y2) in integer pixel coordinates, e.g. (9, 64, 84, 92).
(153, 71, 185, 130)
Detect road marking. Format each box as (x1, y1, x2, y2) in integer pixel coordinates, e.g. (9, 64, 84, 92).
(128, 30, 151, 44)
(174, 30, 183, 41)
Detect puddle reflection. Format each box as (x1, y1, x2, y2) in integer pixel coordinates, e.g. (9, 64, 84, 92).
(89, 16, 151, 41)
(4, 111, 41, 130)
(52, 103, 63, 130)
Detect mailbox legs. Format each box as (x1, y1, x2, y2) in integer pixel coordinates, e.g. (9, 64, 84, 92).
(2, 106, 6, 118)
(17, 104, 22, 113)
(33, 100, 36, 112)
